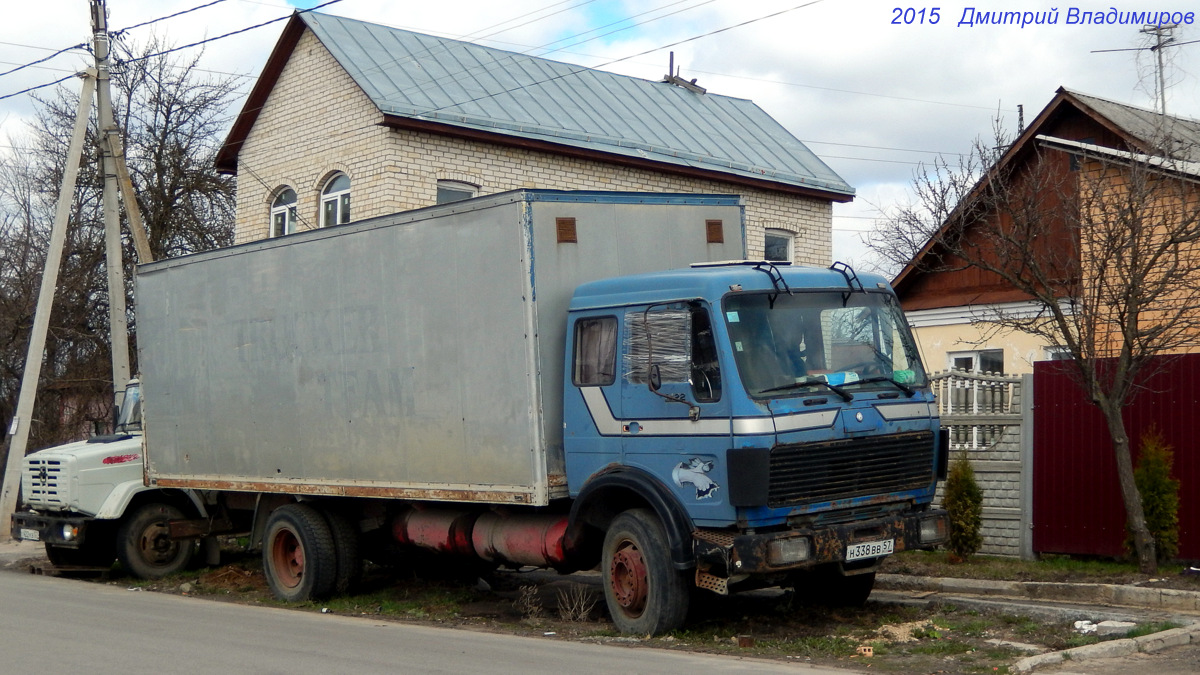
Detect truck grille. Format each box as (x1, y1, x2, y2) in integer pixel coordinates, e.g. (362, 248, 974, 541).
(23, 457, 67, 508)
(768, 431, 935, 508)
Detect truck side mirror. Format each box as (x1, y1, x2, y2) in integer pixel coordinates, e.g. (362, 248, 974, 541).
(648, 364, 662, 392)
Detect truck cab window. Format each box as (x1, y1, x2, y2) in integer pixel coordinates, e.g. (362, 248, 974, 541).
(573, 316, 617, 386)
(690, 306, 721, 402)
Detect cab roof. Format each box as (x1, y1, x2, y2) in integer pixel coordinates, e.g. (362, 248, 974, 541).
(569, 262, 893, 311)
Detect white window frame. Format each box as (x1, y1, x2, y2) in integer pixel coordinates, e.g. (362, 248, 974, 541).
(764, 228, 794, 262)
(436, 180, 478, 205)
(1042, 346, 1073, 361)
(948, 348, 1004, 374)
(321, 173, 350, 227)
(270, 188, 298, 238)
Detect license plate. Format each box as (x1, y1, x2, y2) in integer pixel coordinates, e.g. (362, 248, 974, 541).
(19, 528, 40, 542)
(846, 538, 893, 561)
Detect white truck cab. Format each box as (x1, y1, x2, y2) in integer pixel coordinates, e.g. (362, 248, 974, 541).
(10, 380, 202, 578)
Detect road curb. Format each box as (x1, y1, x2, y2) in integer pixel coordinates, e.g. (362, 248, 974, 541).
(1011, 623, 1200, 672)
(877, 574, 1200, 612)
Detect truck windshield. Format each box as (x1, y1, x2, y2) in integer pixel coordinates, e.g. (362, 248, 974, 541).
(722, 290, 926, 399)
(116, 382, 143, 433)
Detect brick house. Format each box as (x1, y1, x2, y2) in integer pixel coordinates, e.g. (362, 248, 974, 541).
(893, 87, 1200, 375)
(215, 12, 853, 262)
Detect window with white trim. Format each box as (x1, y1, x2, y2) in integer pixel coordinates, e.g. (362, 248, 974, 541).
(436, 180, 478, 205)
(1042, 346, 1072, 361)
(321, 173, 350, 227)
(270, 188, 298, 238)
(764, 228, 794, 262)
(948, 349, 1004, 374)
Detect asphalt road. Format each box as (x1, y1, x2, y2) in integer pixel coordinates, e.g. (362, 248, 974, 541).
(0, 569, 852, 675)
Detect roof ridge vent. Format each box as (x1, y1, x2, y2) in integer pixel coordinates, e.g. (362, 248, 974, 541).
(662, 51, 706, 94)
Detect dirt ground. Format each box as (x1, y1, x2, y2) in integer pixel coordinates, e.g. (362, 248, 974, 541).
(5, 540, 1198, 675)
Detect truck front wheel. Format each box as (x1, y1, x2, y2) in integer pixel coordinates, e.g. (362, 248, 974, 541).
(601, 509, 689, 635)
(117, 503, 196, 579)
(263, 504, 337, 602)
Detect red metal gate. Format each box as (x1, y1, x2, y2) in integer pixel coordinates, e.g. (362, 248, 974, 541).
(1033, 355, 1199, 559)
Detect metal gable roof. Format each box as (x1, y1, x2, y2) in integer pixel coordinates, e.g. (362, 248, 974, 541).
(1063, 88, 1200, 162)
(299, 13, 853, 197)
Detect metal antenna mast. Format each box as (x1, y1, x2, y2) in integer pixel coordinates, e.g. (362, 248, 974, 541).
(1139, 23, 1178, 115)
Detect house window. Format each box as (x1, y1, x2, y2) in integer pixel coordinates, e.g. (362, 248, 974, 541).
(321, 173, 350, 227)
(1042, 346, 1072, 361)
(437, 180, 478, 205)
(764, 229, 794, 262)
(949, 349, 1004, 374)
(572, 316, 617, 386)
(270, 188, 298, 238)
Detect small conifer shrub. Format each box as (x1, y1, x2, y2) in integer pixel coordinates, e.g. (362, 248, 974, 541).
(943, 451, 984, 562)
(1128, 426, 1180, 563)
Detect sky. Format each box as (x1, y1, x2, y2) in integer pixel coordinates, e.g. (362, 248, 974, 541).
(3, 0, 1199, 274)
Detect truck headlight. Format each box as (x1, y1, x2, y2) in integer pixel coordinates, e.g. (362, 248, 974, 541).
(767, 537, 811, 565)
(919, 515, 947, 544)
(61, 523, 78, 541)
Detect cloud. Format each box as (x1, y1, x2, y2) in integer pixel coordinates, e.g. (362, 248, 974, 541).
(4, 0, 1199, 266)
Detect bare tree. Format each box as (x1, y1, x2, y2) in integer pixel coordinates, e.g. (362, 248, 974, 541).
(0, 37, 236, 453)
(872, 122, 1200, 573)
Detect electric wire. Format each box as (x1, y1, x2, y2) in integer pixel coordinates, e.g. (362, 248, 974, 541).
(110, 0, 231, 37)
(122, 0, 345, 64)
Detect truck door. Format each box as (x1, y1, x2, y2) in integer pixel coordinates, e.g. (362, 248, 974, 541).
(563, 312, 624, 494)
(619, 302, 732, 523)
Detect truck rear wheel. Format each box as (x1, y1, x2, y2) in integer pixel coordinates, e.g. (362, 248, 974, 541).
(319, 507, 362, 595)
(117, 503, 196, 579)
(263, 504, 337, 602)
(601, 509, 689, 635)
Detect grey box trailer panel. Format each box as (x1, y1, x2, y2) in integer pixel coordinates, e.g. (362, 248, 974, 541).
(137, 190, 745, 505)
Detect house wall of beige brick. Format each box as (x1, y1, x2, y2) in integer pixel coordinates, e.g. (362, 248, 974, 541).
(234, 29, 835, 264)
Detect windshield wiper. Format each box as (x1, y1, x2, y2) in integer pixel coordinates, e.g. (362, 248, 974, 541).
(846, 376, 916, 397)
(760, 378, 853, 402)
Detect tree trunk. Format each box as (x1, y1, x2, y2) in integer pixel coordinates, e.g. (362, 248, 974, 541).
(1101, 404, 1157, 573)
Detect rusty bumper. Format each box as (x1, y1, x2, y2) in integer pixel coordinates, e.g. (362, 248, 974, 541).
(694, 509, 948, 576)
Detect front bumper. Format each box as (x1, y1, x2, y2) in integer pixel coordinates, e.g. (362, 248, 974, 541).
(694, 509, 948, 577)
(10, 511, 95, 547)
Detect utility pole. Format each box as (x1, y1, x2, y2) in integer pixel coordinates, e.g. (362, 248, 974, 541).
(93, 0, 132, 411)
(2, 0, 151, 539)
(0, 74, 96, 537)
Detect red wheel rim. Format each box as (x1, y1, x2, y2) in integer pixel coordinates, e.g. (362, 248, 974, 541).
(609, 540, 648, 616)
(270, 528, 304, 589)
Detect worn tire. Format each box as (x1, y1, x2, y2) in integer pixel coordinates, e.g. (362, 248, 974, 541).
(116, 503, 196, 579)
(263, 504, 337, 602)
(320, 507, 362, 595)
(601, 509, 690, 635)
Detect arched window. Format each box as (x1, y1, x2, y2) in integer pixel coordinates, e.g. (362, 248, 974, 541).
(764, 228, 794, 262)
(436, 180, 478, 205)
(270, 188, 297, 238)
(321, 173, 350, 227)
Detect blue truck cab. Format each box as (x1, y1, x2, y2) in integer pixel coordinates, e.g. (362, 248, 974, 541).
(563, 261, 949, 632)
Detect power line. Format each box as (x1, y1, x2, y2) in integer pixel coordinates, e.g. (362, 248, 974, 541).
(414, 1, 828, 119)
(0, 43, 88, 79)
(0, 74, 78, 102)
(0, 1, 337, 101)
(124, 0, 345, 64)
(802, 139, 968, 157)
(111, 0, 231, 37)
